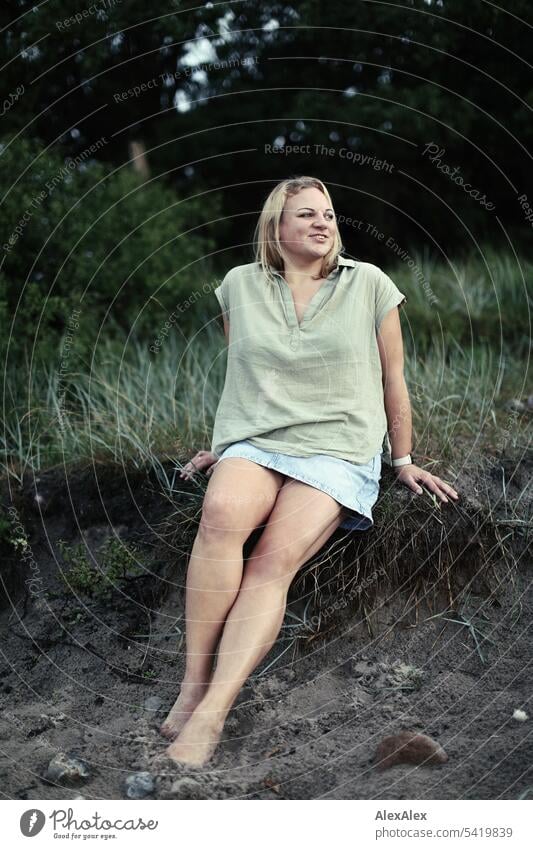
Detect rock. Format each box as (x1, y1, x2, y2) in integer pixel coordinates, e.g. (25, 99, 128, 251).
(160, 777, 204, 799)
(143, 696, 163, 713)
(124, 771, 154, 799)
(44, 752, 91, 785)
(512, 709, 528, 722)
(374, 731, 448, 770)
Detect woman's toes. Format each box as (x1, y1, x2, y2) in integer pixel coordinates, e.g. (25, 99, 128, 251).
(164, 717, 225, 767)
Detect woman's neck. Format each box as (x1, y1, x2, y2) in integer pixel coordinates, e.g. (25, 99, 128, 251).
(281, 258, 325, 287)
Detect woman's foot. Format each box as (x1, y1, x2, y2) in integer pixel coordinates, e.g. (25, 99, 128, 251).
(159, 682, 210, 741)
(165, 707, 226, 767)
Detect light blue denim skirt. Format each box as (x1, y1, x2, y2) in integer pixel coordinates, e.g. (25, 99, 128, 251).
(215, 440, 382, 531)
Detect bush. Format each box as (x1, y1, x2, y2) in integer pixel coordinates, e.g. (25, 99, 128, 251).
(0, 135, 220, 367)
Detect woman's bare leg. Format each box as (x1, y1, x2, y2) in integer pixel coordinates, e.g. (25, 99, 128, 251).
(159, 458, 285, 739)
(165, 479, 345, 764)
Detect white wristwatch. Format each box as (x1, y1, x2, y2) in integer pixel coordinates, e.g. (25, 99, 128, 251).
(392, 454, 412, 468)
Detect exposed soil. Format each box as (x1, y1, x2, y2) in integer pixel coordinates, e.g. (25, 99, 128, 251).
(0, 455, 531, 800)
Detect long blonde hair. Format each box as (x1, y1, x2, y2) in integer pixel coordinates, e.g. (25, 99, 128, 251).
(253, 176, 344, 286)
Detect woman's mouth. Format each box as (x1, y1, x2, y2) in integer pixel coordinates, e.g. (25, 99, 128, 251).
(310, 234, 328, 242)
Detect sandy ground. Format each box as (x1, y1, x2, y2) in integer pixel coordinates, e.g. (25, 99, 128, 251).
(0, 462, 531, 800)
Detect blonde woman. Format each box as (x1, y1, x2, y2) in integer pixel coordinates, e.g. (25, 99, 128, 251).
(159, 176, 459, 766)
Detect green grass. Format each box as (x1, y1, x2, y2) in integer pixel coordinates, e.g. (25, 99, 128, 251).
(0, 248, 531, 484)
(390, 245, 532, 353)
(1, 248, 530, 666)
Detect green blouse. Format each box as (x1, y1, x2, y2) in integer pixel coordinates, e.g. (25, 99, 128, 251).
(210, 256, 407, 465)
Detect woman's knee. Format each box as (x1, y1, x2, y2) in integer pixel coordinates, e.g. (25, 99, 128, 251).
(197, 493, 255, 542)
(199, 476, 281, 540)
(203, 458, 283, 528)
(244, 545, 300, 584)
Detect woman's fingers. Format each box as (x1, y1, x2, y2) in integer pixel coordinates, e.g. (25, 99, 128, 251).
(206, 459, 221, 478)
(422, 475, 449, 503)
(179, 451, 219, 479)
(419, 474, 461, 503)
(179, 459, 199, 479)
(409, 471, 448, 502)
(434, 476, 460, 499)
(426, 474, 460, 502)
(401, 473, 448, 502)
(397, 467, 459, 503)
(403, 474, 424, 495)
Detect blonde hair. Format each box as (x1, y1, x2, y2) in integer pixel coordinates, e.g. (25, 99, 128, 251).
(253, 176, 344, 286)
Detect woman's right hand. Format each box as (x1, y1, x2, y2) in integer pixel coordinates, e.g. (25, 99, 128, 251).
(179, 450, 220, 480)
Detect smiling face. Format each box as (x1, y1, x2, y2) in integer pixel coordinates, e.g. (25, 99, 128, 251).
(278, 186, 337, 264)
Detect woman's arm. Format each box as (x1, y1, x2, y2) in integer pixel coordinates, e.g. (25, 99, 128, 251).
(221, 313, 230, 344)
(178, 313, 229, 480)
(377, 308, 459, 503)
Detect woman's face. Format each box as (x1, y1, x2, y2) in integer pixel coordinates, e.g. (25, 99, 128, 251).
(278, 187, 337, 264)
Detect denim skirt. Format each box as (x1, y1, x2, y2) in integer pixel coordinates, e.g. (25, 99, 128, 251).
(215, 440, 382, 531)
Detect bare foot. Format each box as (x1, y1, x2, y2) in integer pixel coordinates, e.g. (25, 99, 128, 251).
(179, 450, 219, 481)
(165, 710, 226, 767)
(159, 683, 210, 741)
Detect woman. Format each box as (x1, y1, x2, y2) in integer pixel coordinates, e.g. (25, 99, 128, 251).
(159, 176, 459, 767)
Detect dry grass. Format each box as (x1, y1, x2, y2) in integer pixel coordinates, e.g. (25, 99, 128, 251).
(148, 448, 531, 669)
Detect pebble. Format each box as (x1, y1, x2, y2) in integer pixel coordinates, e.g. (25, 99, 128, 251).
(124, 771, 155, 799)
(374, 731, 448, 770)
(44, 752, 91, 785)
(143, 696, 163, 713)
(512, 709, 528, 722)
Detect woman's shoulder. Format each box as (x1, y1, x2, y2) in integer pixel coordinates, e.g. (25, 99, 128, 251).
(353, 260, 385, 279)
(221, 262, 265, 285)
(217, 263, 266, 308)
(352, 261, 400, 294)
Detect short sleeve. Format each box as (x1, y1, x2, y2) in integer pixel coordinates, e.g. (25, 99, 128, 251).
(213, 268, 233, 315)
(374, 269, 407, 331)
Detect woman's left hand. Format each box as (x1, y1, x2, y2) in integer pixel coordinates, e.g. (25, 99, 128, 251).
(394, 464, 459, 503)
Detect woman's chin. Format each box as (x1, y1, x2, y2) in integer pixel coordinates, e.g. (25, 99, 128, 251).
(306, 242, 330, 257)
